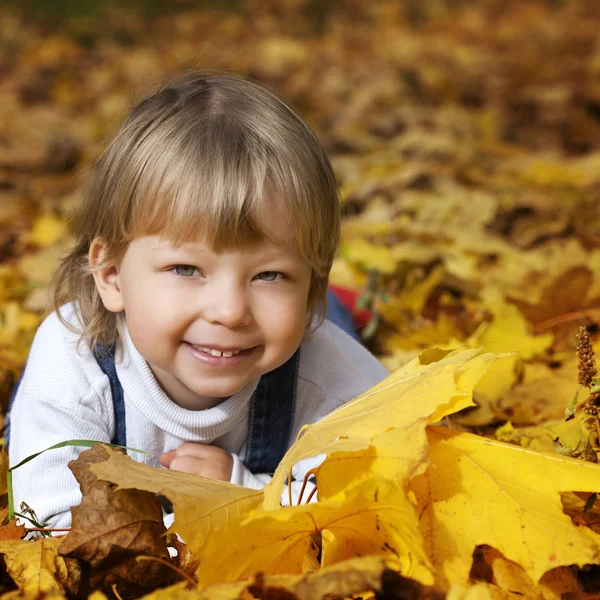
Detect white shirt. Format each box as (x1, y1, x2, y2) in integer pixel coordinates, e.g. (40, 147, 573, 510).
(9, 303, 388, 528)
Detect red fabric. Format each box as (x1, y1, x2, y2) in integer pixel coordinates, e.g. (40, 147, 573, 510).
(328, 283, 373, 329)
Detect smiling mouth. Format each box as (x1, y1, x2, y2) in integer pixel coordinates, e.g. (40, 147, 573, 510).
(188, 344, 251, 358)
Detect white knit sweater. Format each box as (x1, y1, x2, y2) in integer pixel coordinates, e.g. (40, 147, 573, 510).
(9, 303, 388, 528)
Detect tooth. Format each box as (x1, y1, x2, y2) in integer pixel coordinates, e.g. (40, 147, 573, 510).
(233, 350, 240, 355)
(222, 351, 233, 358)
(209, 349, 222, 357)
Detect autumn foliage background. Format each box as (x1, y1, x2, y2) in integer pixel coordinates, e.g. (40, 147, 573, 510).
(1, 0, 600, 598)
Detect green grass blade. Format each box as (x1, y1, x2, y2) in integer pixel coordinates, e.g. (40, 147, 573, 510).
(7, 439, 150, 520)
(7, 470, 13, 523)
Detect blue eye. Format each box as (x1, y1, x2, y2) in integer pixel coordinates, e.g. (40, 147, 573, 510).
(256, 271, 283, 282)
(173, 265, 197, 277)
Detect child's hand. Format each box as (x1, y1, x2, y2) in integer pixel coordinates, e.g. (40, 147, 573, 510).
(159, 443, 233, 481)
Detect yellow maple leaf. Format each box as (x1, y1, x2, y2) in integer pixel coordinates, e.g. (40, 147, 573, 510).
(314, 423, 436, 507)
(413, 426, 600, 589)
(471, 292, 553, 360)
(456, 292, 553, 426)
(0, 538, 78, 595)
(196, 474, 431, 586)
(264, 348, 499, 510)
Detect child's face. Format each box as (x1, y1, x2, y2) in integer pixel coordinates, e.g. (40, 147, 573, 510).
(101, 225, 312, 410)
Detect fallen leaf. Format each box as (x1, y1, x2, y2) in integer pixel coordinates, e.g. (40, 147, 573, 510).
(513, 266, 596, 327)
(492, 359, 579, 426)
(470, 545, 580, 599)
(0, 538, 80, 596)
(265, 348, 499, 511)
(145, 555, 438, 600)
(561, 491, 600, 535)
(414, 427, 600, 589)
(455, 293, 553, 426)
(0, 519, 25, 541)
(88, 445, 263, 560)
(196, 475, 432, 586)
(58, 445, 176, 597)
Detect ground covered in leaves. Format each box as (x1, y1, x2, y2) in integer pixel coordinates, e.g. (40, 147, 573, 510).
(1, 0, 600, 598)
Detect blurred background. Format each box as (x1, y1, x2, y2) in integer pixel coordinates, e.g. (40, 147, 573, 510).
(1, 0, 599, 442)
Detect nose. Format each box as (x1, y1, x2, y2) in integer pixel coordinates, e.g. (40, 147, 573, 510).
(201, 279, 252, 329)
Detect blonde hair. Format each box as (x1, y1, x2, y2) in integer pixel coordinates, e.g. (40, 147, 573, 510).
(53, 72, 340, 349)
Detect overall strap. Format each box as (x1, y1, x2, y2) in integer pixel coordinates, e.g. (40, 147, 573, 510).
(244, 348, 300, 475)
(93, 344, 173, 514)
(93, 344, 126, 447)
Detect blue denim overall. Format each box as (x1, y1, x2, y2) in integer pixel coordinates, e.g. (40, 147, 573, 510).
(5, 290, 357, 467)
(92, 342, 300, 474)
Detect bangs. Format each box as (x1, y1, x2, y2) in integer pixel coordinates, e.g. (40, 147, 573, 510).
(121, 117, 330, 275)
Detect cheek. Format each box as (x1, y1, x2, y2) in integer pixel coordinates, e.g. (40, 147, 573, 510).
(122, 287, 184, 340)
(257, 296, 307, 341)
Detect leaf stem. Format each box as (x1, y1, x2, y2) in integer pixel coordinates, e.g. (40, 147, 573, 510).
(136, 555, 197, 587)
(111, 583, 124, 600)
(25, 527, 70, 533)
(305, 486, 318, 504)
(296, 468, 318, 506)
(534, 309, 600, 333)
(287, 467, 293, 508)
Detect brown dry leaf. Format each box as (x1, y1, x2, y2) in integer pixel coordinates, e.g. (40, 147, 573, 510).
(88, 445, 263, 560)
(0, 519, 25, 541)
(58, 445, 176, 597)
(561, 491, 600, 535)
(166, 535, 199, 584)
(0, 538, 80, 596)
(513, 266, 597, 330)
(470, 545, 580, 599)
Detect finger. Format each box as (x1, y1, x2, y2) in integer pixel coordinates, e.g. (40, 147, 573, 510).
(169, 455, 205, 476)
(158, 450, 176, 467)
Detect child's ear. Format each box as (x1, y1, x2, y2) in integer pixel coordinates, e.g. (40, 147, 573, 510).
(89, 238, 125, 313)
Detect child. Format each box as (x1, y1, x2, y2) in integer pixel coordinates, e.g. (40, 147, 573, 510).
(8, 73, 388, 528)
